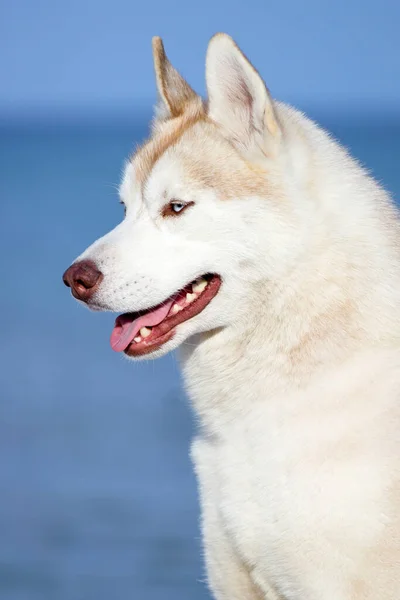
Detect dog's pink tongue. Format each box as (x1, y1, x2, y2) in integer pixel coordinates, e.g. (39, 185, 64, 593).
(110, 299, 174, 352)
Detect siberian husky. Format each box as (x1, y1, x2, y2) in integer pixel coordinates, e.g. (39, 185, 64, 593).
(63, 34, 400, 599)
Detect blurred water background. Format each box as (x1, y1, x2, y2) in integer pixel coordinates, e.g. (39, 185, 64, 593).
(1, 1, 399, 599)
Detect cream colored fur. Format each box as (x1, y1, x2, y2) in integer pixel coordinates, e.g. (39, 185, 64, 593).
(71, 34, 400, 599)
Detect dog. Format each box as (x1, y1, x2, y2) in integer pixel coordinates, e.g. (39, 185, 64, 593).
(63, 34, 400, 599)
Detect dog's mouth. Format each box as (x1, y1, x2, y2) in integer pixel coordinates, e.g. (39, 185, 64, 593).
(110, 274, 221, 357)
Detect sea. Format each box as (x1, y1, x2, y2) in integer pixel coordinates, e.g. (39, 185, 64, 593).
(0, 111, 399, 600)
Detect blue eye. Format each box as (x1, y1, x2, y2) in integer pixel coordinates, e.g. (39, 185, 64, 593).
(171, 202, 185, 213)
(162, 200, 195, 218)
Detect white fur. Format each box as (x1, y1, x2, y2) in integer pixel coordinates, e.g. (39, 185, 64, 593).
(71, 34, 400, 599)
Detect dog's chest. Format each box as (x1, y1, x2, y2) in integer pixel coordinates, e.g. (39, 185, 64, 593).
(193, 424, 298, 570)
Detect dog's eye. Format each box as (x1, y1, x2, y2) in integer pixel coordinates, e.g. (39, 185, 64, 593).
(119, 201, 126, 217)
(162, 200, 194, 218)
(171, 202, 185, 213)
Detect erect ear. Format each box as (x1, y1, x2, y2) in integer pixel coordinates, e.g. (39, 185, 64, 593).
(152, 37, 200, 123)
(206, 34, 280, 159)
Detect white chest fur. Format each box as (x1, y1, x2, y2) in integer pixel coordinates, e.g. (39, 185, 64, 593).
(183, 340, 400, 598)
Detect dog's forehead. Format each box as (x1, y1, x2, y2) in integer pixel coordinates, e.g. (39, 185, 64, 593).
(131, 109, 205, 190)
(120, 117, 204, 205)
(144, 121, 223, 199)
(147, 124, 271, 201)
(122, 113, 271, 205)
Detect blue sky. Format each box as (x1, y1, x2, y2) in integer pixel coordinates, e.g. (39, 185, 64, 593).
(1, 0, 399, 116)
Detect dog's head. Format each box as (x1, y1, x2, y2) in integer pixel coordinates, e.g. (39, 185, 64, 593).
(63, 34, 304, 359)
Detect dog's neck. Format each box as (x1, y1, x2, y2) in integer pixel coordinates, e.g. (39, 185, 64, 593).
(180, 236, 400, 437)
(180, 297, 352, 436)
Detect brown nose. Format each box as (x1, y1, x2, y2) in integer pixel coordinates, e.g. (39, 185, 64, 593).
(63, 260, 103, 302)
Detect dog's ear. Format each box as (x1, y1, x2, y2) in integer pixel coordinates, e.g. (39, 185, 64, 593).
(152, 37, 199, 123)
(206, 34, 280, 159)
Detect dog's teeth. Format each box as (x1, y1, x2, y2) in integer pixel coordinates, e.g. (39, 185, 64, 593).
(140, 327, 151, 338)
(134, 336, 142, 343)
(192, 278, 208, 294)
(186, 292, 196, 303)
(172, 303, 183, 314)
